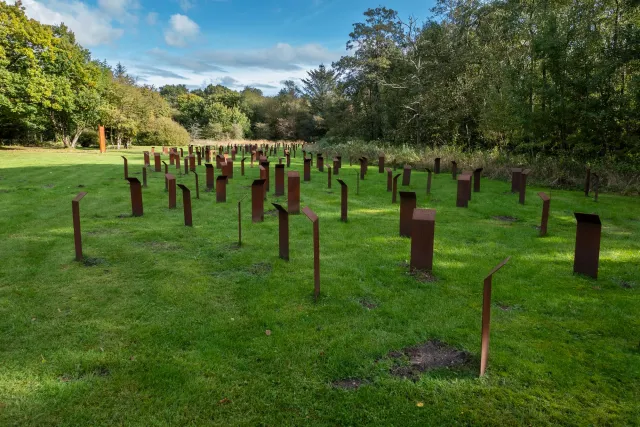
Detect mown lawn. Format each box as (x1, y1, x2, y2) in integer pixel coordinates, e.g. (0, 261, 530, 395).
(0, 146, 638, 426)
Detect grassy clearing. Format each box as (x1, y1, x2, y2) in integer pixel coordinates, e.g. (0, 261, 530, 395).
(0, 146, 638, 426)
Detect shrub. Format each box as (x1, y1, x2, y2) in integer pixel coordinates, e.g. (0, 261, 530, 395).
(78, 130, 98, 148)
(138, 117, 190, 146)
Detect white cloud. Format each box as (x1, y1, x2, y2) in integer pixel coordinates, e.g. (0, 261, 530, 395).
(178, 0, 194, 12)
(14, 0, 124, 46)
(164, 14, 200, 47)
(146, 12, 158, 25)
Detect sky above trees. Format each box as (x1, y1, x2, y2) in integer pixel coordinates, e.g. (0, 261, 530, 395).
(7, 0, 435, 94)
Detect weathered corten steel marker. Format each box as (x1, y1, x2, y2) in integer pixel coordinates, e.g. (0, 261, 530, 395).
(474, 168, 483, 192)
(434, 157, 441, 174)
(538, 192, 550, 236)
(260, 160, 270, 192)
(333, 158, 340, 175)
(180, 148, 184, 157)
(392, 173, 401, 203)
(216, 175, 227, 203)
(317, 154, 324, 172)
(461, 171, 473, 201)
(184, 157, 189, 175)
(252, 179, 266, 223)
(379, 156, 385, 173)
(193, 171, 200, 199)
(585, 167, 591, 197)
(520, 169, 531, 204)
(286, 151, 291, 167)
(303, 206, 321, 302)
(259, 166, 268, 200)
(457, 175, 471, 208)
(304, 158, 312, 182)
(175, 154, 181, 172)
(143, 151, 150, 167)
(402, 165, 412, 186)
(99, 125, 106, 153)
(226, 159, 234, 178)
(205, 164, 214, 191)
(72, 192, 87, 261)
(170, 151, 175, 166)
(386, 168, 393, 192)
(197, 149, 202, 166)
(573, 213, 602, 279)
(241, 157, 246, 176)
(154, 153, 162, 172)
(121, 156, 129, 179)
(288, 171, 301, 214)
(337, 179, 348, 222)
(142, 167, 148, 188)
(451, 161, 458, 180)
(426, 168, 433, 195)
(272, 203, 290, 261)
(399, 191, 417, 237)
(511, 168, 522, 193)
(166, 174, 176, 208)
(188, 145, 193, 155)
(410, 208, 436, 271)
(327, 166, 332, 189)
(163, 161, 169, 190)
(189, 155, 196, 172)
(177, 184, 193, 226)
(359, 158, 366, 180)
(126, 177, 143, 217)
(275, 164, 285, 196)
(480, 257, 511, 377)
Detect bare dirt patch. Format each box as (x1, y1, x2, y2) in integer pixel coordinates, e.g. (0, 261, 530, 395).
(332, 378, 365, 390)
(388, 340, 470, 379)
(493, 216, 518, 222)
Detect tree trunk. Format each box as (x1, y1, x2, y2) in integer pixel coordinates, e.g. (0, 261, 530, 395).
(70, 129, 84, 149)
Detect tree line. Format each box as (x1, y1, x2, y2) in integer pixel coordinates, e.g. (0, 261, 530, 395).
(2, 0, 639, 163)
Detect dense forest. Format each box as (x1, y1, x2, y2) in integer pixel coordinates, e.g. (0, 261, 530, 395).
(1, 1, 639, 163)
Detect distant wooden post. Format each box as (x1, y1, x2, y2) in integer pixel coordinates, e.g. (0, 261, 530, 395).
(72, 192, 87, 261)
(511, 168, 522, 193)
(451, 161, 458, 180)
(327, 166, 332, 189)
(304, 158, 311, 182)
(480, 257, 511, 377)
(205, 164, 214, 192)
(379, 156, 385, 173)
(194, 171, 200, 199)
(434, 158, 441, 174)
(142, 167, 147, 188)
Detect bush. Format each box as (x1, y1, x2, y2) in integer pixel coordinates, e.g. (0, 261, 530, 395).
(138, 117, 190, 146)
(78, 130, 98, 148)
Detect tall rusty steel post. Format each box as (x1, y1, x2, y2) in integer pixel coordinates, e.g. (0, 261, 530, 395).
(72, 192, 87, 261)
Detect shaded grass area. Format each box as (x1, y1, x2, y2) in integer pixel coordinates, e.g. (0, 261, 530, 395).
(0, 147, 639, 426)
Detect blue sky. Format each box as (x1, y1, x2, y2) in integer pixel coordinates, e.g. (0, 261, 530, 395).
(10, 0, 436, 94)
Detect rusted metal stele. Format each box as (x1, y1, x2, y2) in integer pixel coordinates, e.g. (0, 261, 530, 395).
(241, 158, 246, 176)
(304, 158, 312, 182)
(538, 192, 550, 236)
(272, 203, 290, 261)
(333, 158, 340, 176)
(573, 213, 602, 279)
(511, 168, 522, 193)
(392, 173, 401, 203)
(193, 172, 200, 199)
(121, 156, 128, 180)
(72, 192, 87, 261)
(434, 157, 441, 174)
(177, 184, 193, 226)
(197, 149, 202, 166)
(142, 167, 147, 188)
(166, 174, 176, 208)
(480, 257, 511, 377)
(410, 208, 436, 272)
(457, 175, 471, 208)
(402, 165, 412, 186)
(426, 168, 433, 195)
(379, 156, 385, 173)
(163, 162, 168, 190)
(205, 164, 214, 191)
(216, 176, 227, 203)
(143, 151, 150, 167)
(327, 166, 332, 189)
(520, 169, 531, 204)
(474, 168, 483, 192)
(451, 161, 458, 180)
(261, 160, 271, 192)
(302, 206, 321, 302)
(226, 159, 234, 178)
(154, 153, 162, 172)
(184, 158, 189, 175)
(386, 168, 393, 192)
(189, 155, 196, 172)
(337, 179, 348, 222)
(252, 179, 266, 223)
(359, 158, 366, 180)
(275, 164, 285, 196)
(126, 177, 143, 217)
(317, 155, 324, 172)
(399, 191, 417, 237)
(288, 171, 301, 214)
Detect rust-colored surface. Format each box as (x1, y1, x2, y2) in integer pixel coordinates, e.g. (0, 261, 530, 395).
(272, 203, 290, 261)
(359, 158, 366, 180)
(337, 179, 348, 222)
(227, 159, 234, 178)
(163, 162, 168, 190)
(144, 151, 150, 167)
(197, 149, 202, 166)
(288, 171, 300, 214)
(126, 177, 143, 217)
(328, 166, 332, 189)
(177, 184, 192, 226)
(252, 179, 266, 222)
(573, 213, 602, 279)
(460, 171, 472, 201)
(399, 191, 417, 237)
(451, 161, 457, 180)
(480, 257, 511, 377)
(121, 156, 128, 180)
(98, 126, 106, 153)
(154, 153, 161, 172)
(166, 174, 176, 208)
(188, 145, 193, 155)
(426, 168, 432, 195)
(241, 157, 246, 176)
(175, 154, 181, 171)
(275, 164, 285, 196)
(193, 172, 200, 199)
(402, 165, 412, 186)
(317, 155, 324, 172)
(392, 173, 401, 203)
(434, 158, 441, 174)
(379, 156, 385, 173)
(337, 156, 342, 169)
(474, 168, 483, 192)
(216, 176, 227, 203)
(511, 168, 522, 193)
(184, 157, 189, 175)
(260, 161, 270, 192)
(386, 168, 393, 192)
(170, 152, 175, 166)
(585, 167, 591, 197)
(180, 148, 184, 157)
(72, 192, 87, 261)
(302, 206, 320, 302)
(205, 164, 214, 191)
(457, 175, 471, 208)
(333, 158, 340, 176)
(410, 208, 436, 272)
(286, 152, 291, 167)
(520, 169, 531, 204)
(304, 158, 311, 182)
(538, 192, 550, 236)
(142, 167, 147, 188)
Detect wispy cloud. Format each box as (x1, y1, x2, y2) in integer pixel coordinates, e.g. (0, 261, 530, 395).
(164, 14, 200, 47)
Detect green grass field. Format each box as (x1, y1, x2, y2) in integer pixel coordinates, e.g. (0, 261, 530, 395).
(0, 146, 638, 426)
